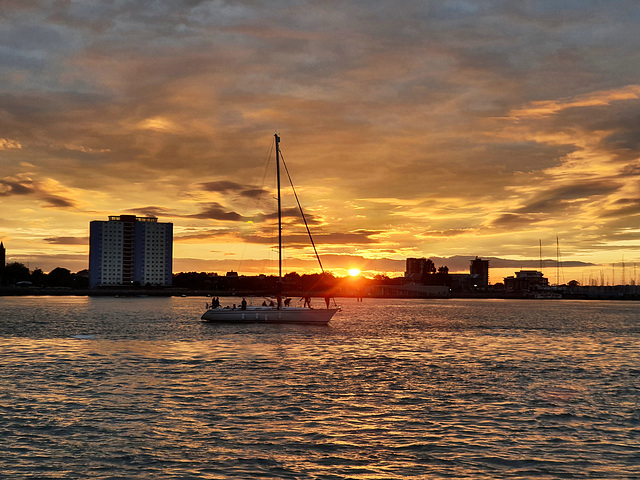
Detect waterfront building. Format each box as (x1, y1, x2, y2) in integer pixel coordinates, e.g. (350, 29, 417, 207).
(503, 270, 549, 292)
(89, 215, 173, 288)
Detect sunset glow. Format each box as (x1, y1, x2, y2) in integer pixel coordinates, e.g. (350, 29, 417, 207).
(348, 269, 361, 277)
(1, 3, 640, 284)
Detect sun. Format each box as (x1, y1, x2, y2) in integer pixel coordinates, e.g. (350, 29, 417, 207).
(348, 268, 361, 277)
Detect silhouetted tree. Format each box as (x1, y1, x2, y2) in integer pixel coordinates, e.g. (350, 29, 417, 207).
(73, 270, 89, 289)
(422, 264, 450, 286)
(419, 259, 437, 284)
(4, 262, 30, 285)
(47, 267, 73, 288)
(31, 268, 46, 287)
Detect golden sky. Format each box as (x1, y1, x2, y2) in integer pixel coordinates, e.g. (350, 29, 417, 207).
(2, 1, 640, 284)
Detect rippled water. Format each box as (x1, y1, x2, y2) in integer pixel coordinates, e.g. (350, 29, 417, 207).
(1, 296, 638, 479)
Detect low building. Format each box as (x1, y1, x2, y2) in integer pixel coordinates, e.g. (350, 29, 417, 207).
(368, 283, 450, 298)
(504, 270, 549, 292)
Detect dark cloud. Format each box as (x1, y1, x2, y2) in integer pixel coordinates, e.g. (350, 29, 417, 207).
(200, 181, 245, 193)
(599, 112, 640, 159)
(0, 177, 36, 196)
(481, 257, 594, 269)
(41, 195, 76, 208)
(488, 213, 544, 228)
(258, 206, 319, 225)
(518, 180, 622, 214)
(189, 202, 243, 221)
(600, 198, 640, 219)
(199, 181, 269, 199)
(131, 206, 173, 218)
(487, 179, 624, 228)
(44, 236, 87, 245)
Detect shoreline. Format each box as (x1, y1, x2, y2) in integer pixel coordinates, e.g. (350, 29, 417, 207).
(1, 286, 639, 301)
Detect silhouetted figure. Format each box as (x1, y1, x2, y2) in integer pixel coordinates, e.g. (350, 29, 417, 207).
(303, 296, 311, 308)
(284, 297, 291, 307)
(262, 300, 268, 306)
(241, 298, 247, 310)
(325, 296, 330, 309)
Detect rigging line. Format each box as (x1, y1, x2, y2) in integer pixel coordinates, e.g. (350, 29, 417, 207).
(279, 151, 325, 274)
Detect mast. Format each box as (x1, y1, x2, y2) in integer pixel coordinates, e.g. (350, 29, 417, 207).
(539, 239, 542, 272)
(275, 133, 283, 307)
(556, 235, 560, 286)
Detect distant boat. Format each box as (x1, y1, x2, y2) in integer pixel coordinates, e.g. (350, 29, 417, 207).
(201, 133, 340, 325)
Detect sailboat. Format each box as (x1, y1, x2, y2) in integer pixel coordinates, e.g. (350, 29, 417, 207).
(201, 133, 340, 324)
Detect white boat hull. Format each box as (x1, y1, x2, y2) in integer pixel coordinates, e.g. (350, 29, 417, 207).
(201, 306, 339, 324)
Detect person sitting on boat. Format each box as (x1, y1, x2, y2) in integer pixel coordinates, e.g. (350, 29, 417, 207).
(284, 297, 291, 307)
(241, 298, 247, 310)
(262, 300, 267, 306)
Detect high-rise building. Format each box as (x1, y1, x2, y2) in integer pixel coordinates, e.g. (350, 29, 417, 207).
(405, 257, 435, 282)
(470, 256, 489, 287)
(89, 215, 173, 288)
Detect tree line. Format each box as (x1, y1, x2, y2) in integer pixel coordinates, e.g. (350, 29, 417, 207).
(0, 262, 89, 288)
(1, 261, 452, 291)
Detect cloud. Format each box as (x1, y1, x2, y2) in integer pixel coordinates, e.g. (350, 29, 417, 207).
(199, 181, 269, 199)
(517, 180, 622, 214)
(3, 2, 640, 274)
(242, 229, 382, 247)
(0, 138, 22, 149)
(44, 236, 88, 245)
(188, 202, 243, 221)
(0, 176, 36, 196)
(600, 198, 640, 219)
(420, 228, 476, 238)
(41, 195, 77, 208)
(130, 206, 174, 218)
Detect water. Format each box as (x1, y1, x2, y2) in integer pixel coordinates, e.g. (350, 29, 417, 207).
(1, 296, 638, 479)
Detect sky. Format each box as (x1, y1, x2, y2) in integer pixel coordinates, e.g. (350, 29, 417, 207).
(2, 1, 640, 284)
